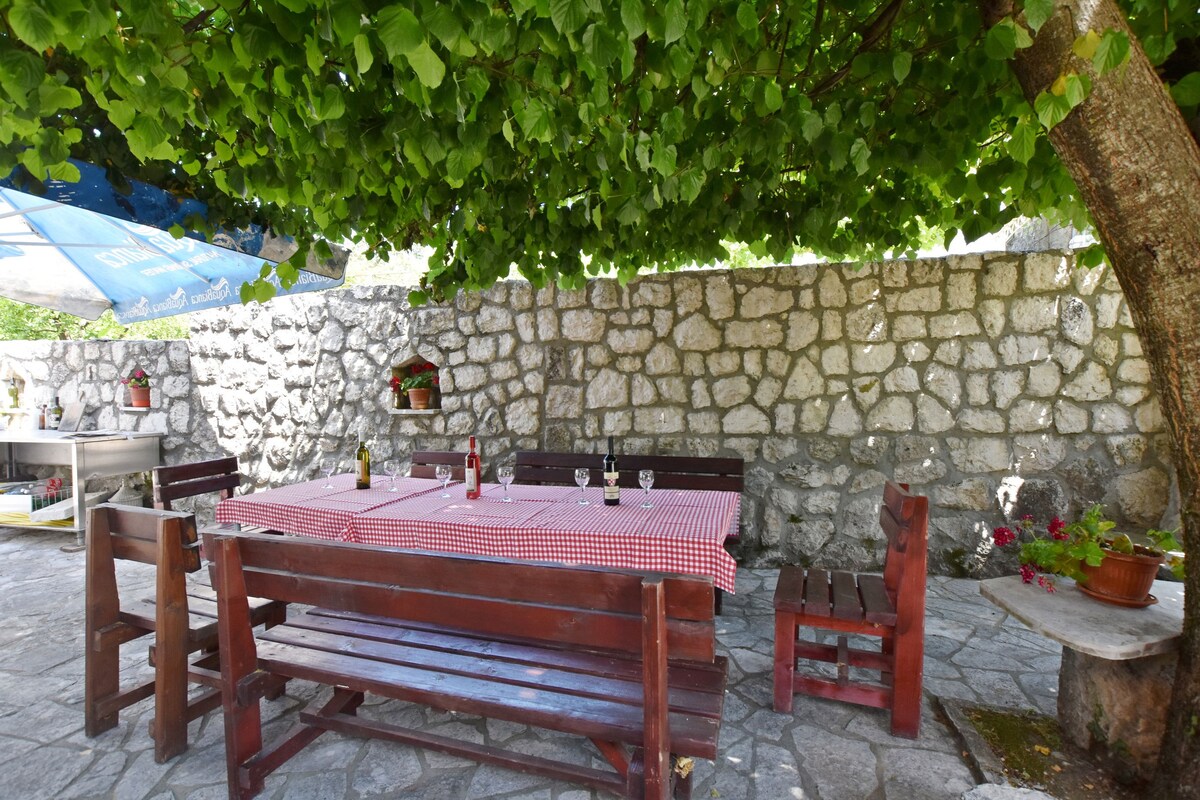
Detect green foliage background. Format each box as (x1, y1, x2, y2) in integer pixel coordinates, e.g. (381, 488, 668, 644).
(0, 1, 1196, 302)
(0, 298, 188, 341)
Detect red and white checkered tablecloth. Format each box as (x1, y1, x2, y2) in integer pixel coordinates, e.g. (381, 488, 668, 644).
(215, 474, 444, 541)
(217, 477, 740, 592)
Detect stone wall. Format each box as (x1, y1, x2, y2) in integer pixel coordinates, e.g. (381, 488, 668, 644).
(0, 250, 1175, 575)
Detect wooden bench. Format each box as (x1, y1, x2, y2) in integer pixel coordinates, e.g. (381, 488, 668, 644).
(84, 505, 285, 763)
(205, 529, 728, 800)
(772, 481, 928, 737)
(408, 449, 467, 481)
(514, 451, 743, 492)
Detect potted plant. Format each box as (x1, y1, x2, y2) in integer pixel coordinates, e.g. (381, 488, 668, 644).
(120, 367, 151, 408)
(388, 371, 407, 409)
(994, 505, 1184, 606)
(401, 371, 435, 410)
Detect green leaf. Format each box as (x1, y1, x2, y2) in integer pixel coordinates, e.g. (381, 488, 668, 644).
(353, 34, 375, 75)
(1034, 89, 1072, 129)
(1024, 0, 1054, 33)
(650, 142, 676, 176)
(377, 6, 423, 60)
(516, 97, 553, 142)
(1093, 30, 1129, 76)
(7, 0, 57, 52)
(1009, 119, 1037, 164)
(985, 19, 1019, 61)
(0, 49, 43, 100)
(424, 5, 477, 57)
(1170, 72, 1200, 107)
(46, 160, 80, 182)
(36, 81, 80, 113)
(892, 52, 912, 83)
(663, 0, 687, 44)
(849, 138, 870, 175)
(406, 41, 446, 88)
(735, 3, 758, 31)
(620, 0, 646, 39)
(550, 0, 589, 35)
(502, 117, 515, 147)
(763, 80, 782, 113)
(330, 3, 361, 46)
(800, 111, 823, 143)
(1062, 72, 1090, 108)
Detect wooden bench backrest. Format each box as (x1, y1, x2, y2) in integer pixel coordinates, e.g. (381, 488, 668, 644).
(514, 451, 744, 492)
(89, 503, 201, 572)
(205, 529, 717, 663)
(409, 450, 467, 481)
(879, 481, 929, 624)
(153, 456, 241, 511)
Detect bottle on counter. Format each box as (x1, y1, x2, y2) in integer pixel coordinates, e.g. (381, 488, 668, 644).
(8, 378, 18, 408)
(355, 431, 371, 489)
(37, 404, 46, 430)
(47, 396, 63, 430)
(603, 435, 620, 506)
(465, 435, 481, 499)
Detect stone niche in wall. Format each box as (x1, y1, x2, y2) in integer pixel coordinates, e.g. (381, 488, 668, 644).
(389, 356, 441, 414)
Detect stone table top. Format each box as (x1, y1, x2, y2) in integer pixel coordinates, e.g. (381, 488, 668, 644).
(980, 575, 1184, 660)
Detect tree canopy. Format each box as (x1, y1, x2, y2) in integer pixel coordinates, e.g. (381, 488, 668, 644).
(3, 1, 1195, 302)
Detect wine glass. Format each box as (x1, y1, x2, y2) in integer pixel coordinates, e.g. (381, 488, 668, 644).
(639, 469, 655, 509)
(574, 467, 590, 505)
(435, 464, 452, 498)
(497, 465, 514, 502)
(384, 459, 399, 491)
(320, 457, 338, 489)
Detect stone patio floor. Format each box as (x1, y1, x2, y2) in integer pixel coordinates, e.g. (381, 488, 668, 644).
(0, 527, 1063, 800)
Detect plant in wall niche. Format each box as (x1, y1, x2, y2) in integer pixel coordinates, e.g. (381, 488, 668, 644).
(120, 367, 150, 388)
(994, 505, 1184, 605)
(120, 367, 152, 407)
(401, 365, 437, 410)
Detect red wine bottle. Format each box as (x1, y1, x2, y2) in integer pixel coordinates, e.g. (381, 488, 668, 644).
(603, 436, 620, 505)
(465, 436, 482, 499)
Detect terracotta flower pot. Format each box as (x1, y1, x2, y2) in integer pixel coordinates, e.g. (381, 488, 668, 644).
(407, 387, 432, 410)
(1077, 546, 1163, 607)
(129, 385, 151, 408)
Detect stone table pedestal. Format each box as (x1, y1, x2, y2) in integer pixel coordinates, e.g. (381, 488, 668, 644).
(980, 575, 1184, 782)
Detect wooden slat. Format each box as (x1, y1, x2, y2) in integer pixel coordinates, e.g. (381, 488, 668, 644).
(226, 531, 713, 621)
(292, 611, 728, 703)
(154, 457, 240, 510)
(830, 571, 863, 621)
(857, 574, 896, 626)
(409, 451, 467, 481)
(254, 639, 723, 758)
(803, 568, 831, 617)
(773, 566, 805, 614)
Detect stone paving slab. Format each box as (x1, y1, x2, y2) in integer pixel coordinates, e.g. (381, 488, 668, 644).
(0, 528, 1064, 799)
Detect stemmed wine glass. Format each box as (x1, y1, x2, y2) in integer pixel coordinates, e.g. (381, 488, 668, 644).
(320, 457, 339, 489)
(384, 459, 399, 492)
(574, 467, 590, 505)
(639, 469, 655, 509)
(497, 465, 514, 502)
(435, 464, 452, 498)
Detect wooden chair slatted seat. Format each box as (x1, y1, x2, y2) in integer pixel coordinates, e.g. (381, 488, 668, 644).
(772, 481, 929, 738)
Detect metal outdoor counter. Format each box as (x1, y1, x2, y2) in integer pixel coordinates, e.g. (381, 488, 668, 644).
(0, 429, 162, 540)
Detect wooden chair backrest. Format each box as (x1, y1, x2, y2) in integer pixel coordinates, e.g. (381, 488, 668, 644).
(153, 456, 241, 511)
(205, 529, 717, 663)
(88, 503, 201, 572)
(879, 481, 929, 626)
(514, 451, 744, 492)
(409, 450, 467, 481)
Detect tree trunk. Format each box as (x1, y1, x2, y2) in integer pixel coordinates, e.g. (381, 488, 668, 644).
(980, 1, 1200, 794)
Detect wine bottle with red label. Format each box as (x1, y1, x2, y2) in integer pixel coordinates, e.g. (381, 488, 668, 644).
(465, 436, 482, 499)
(603, 436, 620, 505)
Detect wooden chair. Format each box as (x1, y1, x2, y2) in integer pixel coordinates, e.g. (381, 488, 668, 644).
(772, 481, 929, 737)
(409, 450, 467, 481)
(514, 451, 743, 491)
(152, 456, 240, 513)
(83, 504, 286, 762)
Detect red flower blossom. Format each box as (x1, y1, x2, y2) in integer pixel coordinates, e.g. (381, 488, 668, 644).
(1048, 516, 1068, 540)
(993, 526, 1016, 547)
(1019, 564, 1036, 584)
